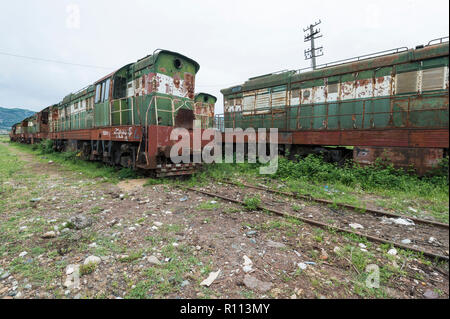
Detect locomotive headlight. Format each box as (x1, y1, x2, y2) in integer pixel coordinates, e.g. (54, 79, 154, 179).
(174, 58, 183, 70)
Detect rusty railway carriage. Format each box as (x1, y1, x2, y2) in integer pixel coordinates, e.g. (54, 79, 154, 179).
(220, 38, 450, 174)
(9, 50, 217, 177)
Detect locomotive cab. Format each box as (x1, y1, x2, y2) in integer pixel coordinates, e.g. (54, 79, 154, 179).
(194, 93, 216, 129)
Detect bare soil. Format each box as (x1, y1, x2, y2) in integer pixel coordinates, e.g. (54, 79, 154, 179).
(0, 143, 448, 299)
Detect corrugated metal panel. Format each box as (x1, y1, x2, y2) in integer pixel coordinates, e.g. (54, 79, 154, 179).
(255, 88, 270, 109)
(396, 71, 418, 94)
(243, 91, 255, 112)
(422, 67, 446, 91)
(272, 89, 286, 108)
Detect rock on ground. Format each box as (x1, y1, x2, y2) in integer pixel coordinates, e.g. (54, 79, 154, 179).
(243, 275, 273, 293)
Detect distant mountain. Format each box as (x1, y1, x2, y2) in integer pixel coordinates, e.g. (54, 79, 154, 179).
(0, 107, 35, 130)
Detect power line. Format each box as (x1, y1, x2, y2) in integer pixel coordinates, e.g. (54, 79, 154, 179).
(303, 20, 324, 70)
(0, 50, 113, 70)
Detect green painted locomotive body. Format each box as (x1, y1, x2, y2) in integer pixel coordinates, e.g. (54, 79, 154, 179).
(221, 42, 448, 132)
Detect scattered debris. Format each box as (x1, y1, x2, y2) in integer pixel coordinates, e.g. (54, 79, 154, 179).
(68, 215, 92, 230)
(246, 230, 257, 237)
(147, 256, 162, 265)
(242, 255, 253, 273)
(408, 207, 418, 213)
(41, 231, 56, 239)
(428, 237, 441, 246)
(266, 240, 286, 248)
(349, 223, 364, 230)
(401, 239, 411, 244)
(381, 217, 415, 226)
(387, 248, 398, 256)
(423, 289, 439, 299)
(297, 263, 307, 270)
(320, 249, 328, 260)
(200, 270, 221, 287)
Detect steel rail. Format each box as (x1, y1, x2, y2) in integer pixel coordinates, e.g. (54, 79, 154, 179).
(220, 179, 449, 229)
(180, 186, 449, 262)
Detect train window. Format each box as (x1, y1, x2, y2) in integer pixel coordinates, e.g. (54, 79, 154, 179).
(103, 78, 110, 102)
(113, 77, 127, 99)
(422, 67, 446, 91)
(395, 71, 418, 94)
(95, 84, 102, 103)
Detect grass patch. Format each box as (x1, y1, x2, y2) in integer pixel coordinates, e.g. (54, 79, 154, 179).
(119, 250, 143, 263)
(243, 195, 261, 211)
(196, 201, 220, 211)
(7, 139, 141, 183)
(80, 262, 97, 276)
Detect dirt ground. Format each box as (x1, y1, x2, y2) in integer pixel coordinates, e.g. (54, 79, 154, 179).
(0, 142, 448, 299)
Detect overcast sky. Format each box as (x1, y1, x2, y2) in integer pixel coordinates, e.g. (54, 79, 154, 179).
(0, 0, 448, 114)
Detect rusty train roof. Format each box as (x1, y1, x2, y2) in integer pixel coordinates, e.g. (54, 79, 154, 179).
(221, 40, 449, 95)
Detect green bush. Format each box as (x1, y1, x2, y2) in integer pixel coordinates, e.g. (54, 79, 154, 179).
(37, 139, 54, 154)
(274, 154, 448, 195)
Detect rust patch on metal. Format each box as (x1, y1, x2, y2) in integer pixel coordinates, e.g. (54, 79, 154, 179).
(353, 146, 444, 175)
(183, 73, 195, 99)
(173, 73, 181, 89)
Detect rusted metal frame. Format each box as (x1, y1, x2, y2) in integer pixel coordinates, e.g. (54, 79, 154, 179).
(362, 100, 365, 129)
(427, 36, 449, 46)
(255, 91, 448, 127)
(221, 179, 449, 228)
(286, 78, 291, 130)
(171, 99, 175, 126)
(109, 100, 112, 127)
(281, 105, 446, 119)
(131, 98, 134, 125)
(182, 186, 448, 262)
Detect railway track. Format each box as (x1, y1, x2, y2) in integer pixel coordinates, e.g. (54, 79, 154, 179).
(220, 179, 449, 229)
(179, 182, 449, 262)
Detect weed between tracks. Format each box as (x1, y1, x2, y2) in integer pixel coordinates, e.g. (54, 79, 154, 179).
(184, 154, 449, 223)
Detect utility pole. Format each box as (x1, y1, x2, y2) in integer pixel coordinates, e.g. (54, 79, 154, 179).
(303, 20, 323, 69)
